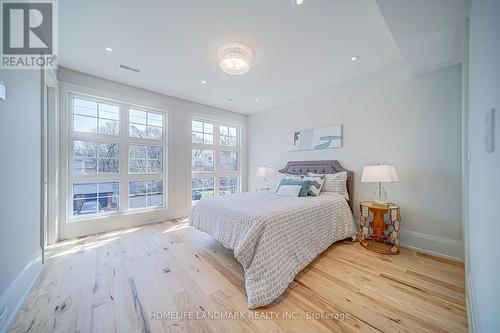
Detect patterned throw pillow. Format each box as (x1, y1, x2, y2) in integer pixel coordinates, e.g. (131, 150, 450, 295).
(274, 172, 303, 190)
(302, 175, 326, 197)
(276, 185, 302, 197)
(276, 179, 311, 197)
(308, 171, 349, 200)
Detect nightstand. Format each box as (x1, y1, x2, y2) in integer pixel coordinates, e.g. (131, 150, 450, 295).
(359, 201, 401, 254)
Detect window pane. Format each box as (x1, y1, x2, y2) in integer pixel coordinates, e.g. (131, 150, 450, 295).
(73, 141, 118, 174)
(74, 114, 97, 133)
(130, 110, 147, 125)
(129, 159, 146, 173)
(129, 145, 163, 173)
(147, 125, 163, 140)
(148, 113, 163, 127)
(192, 178, 214, 202)
(192, 150, 213, 172)
(74, 98, 97, 117)
(129, 110, 164, 140)
(219, 151, 238, 172)
(98, 143, 119, 158)
(147, 180, 163, 207)
(129, 123, 147, 138)
(192, 133, 204, 144)
(203, 133, 213, 145)
(98, 119, 119, 135)
(128, 181, 146, 209)
(73, 181, 119, 216)
(73, 141, 97, 173)
(219, 125, 237, 146)
(128, 180, 163, 209)
(219, 176, 238, 196)
(73, 98, 119, 135)
(192, 120, 203, 133)
(204, 123, 213, 134)
(98, 158, 119, 173)
(99, 103, 119, 120)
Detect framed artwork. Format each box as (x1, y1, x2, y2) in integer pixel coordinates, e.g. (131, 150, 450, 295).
(288, 125, 342, 151)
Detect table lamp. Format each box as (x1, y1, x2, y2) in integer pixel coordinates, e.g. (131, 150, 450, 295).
(256, 166, 273, 190)
(361, 164, 399, 206)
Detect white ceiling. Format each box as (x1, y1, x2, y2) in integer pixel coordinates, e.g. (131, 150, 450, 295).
(59, 0, 468, 115)
(376, 0, 470, 75)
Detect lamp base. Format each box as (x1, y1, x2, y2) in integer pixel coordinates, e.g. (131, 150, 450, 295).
(371, 201, 389, 208)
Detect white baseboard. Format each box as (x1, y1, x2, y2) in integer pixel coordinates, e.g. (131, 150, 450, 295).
(400, 229, 464, 262)
(466, 273, 479, 333)
(0, 251, 43, 333)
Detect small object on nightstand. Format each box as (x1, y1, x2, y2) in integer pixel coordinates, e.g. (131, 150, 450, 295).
(361, 164, 399, 205)
(256, 166, 273, 191)
(359, 201, 401, 255)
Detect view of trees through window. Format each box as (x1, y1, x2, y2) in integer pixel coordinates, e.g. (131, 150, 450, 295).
(70, 95, 166, 218)
(191, 119, 240, 203)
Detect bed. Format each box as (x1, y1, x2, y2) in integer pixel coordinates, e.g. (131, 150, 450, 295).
(188, 160, 357, 309)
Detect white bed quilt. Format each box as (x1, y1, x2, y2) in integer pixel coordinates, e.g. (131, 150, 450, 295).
(188, 191, 357, 309)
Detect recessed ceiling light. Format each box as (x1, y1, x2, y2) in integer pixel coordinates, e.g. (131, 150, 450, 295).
(255, 99, 260, 102)
(295, 0, 304, 5)
(217, 42, 254, 75)
(201, 80, 207, 84)
(349, 55, 359, 62)
(105, 47, 113, 52)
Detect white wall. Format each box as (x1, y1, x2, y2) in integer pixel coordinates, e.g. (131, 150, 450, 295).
(0, 69, 43, 332)
(57, 68, 247, 238)
(248, 62, 463, 260)
(468, 0, 500, 331)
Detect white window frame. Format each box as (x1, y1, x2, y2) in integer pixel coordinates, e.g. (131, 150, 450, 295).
(60, 82, 172, 240)
(191, 117, 241, 204)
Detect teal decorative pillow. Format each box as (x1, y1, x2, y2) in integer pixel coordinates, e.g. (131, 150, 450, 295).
(276, 179, 311, 197)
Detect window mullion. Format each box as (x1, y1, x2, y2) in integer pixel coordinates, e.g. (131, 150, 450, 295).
(119, 103, 128, 212)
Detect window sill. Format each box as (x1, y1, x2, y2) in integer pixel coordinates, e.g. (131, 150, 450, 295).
(67, 206, 169, 223)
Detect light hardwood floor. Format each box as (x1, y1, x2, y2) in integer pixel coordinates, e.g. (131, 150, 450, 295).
(9, 219, 467, 333)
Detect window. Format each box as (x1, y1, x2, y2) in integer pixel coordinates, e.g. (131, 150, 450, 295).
(129, 145, 163, 173)
(72, 181, 119, 215)
(128, 180, 163, 209)
(73, 141, 119, 174)
(68, 94, 167, 219)
(191, 119, 240, 203)
(73, 98, 120, 135)
(191, 178, 214, 201)
(192, 120, 213, 144)
(129, 109, 163, 140)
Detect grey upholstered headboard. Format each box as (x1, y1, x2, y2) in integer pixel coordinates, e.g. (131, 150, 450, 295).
(279, 160, 354, 211)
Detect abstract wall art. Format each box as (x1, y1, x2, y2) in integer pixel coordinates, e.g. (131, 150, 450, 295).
(288, 125, 342, 151)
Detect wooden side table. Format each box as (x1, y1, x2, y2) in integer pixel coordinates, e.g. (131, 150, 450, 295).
(359, 201, 401, 254)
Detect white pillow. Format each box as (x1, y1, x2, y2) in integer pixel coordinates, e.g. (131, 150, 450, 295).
(274, 172, 303, 190)
(276, 185, 302, 197)
(308, 171, 349, 201)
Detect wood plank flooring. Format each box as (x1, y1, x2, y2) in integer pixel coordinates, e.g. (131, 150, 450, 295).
(9, 219, 467, 333)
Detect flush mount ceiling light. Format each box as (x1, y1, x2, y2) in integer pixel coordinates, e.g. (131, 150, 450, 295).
(105, 47, 113, 52)
(295, 0, 304, 5)
(349, 55, 360, 62)
(217, 42, 253, 75)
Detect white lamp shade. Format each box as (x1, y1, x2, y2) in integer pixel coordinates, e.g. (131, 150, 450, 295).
(361, 164, 399, 183)
(256, 166, 273, 178)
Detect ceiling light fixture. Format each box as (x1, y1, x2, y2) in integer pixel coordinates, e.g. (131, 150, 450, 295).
(201, 80, 207, 84)
(349, 55, 359, 62)
(255, 99, 260, 102)
(105, 47, 113, 52)
(295, 0, 304, 5)
(217, 42, 253, 75)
